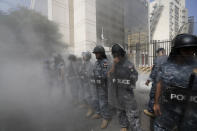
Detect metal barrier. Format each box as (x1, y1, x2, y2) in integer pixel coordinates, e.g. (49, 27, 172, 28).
(128, 43, 148, 67)
(149, 40, 171, 65)
(128, 40, 171, 72)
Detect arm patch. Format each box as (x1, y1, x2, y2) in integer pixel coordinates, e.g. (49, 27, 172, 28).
(103, 62, 108, 68)
(129, 65, 134, 72)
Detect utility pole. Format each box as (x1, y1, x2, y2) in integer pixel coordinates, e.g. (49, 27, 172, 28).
(101, 27, 105, 46)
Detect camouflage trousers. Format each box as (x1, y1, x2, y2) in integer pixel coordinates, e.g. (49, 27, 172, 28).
(82, 82, 93, 105)
(91, 85, 112, 120)
(117, 90, 142, 131)
(148, 82, 156, 113)
(154, 104, 197, 131)
(78, 80, 85, 102)
(69, 79, 79, 101)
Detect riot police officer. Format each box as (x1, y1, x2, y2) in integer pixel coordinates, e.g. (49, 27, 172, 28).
(43, 58, 55, 95)
(77, 57, 88, 108)
(67, 54, 79, 104)
(154, 34, 197, 131)
(91, 45, 112, 129)
(79, 51, 94, 117)
(108, 44, 142, 131)
(144, 48, 168, 117)
(54, 54, 66, 96)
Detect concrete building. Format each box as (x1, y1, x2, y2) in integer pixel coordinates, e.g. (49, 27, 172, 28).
(31, 0, 70, 49)
(96, 0, 124, 48)
(15, 0, 149, 59)
(73, 0, 149, 58)
(148, 0, 188, 65)
(150, 0, 188, 41)
(124, 0, 149, 66)
(73, 0, 97, 54)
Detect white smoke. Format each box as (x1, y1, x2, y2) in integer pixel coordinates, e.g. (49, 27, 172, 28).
(0, 8, 70, 131)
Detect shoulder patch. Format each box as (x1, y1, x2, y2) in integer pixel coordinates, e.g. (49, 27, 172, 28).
(129, 67, 134, 72)
(128, 65, 134, 72)
(103, 62, 108, 68)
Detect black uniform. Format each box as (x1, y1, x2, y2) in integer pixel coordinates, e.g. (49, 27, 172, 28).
(109, 44, 142, 131)
(154, 34, 197, 131)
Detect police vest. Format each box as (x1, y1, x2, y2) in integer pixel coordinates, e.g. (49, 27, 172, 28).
(112, 63, 135, 89)
(162, 72, 197, 105)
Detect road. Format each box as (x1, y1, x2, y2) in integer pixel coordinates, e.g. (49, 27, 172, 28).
(0, 74, 152, 131)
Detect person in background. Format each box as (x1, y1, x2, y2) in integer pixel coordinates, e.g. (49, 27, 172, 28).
(79, 52, 95, 117)
(144, 48, 168, 117)
(67, 54, 79, 104)
(54, 54, 66, 96)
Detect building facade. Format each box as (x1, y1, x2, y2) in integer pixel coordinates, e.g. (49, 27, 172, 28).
(73, 0, 97, 54)
(124, 0, 149, 66)
(150, 0, 188, 41)
(96, 0, 124, 48)
(31, 0, 70, 49)
(149, 0, 188, 65)
(10, 0, 149, 60)
(73, 0, 149, 62)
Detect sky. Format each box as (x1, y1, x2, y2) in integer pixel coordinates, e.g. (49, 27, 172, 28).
(0, 0, 31, 11)
(185, 0, 197, 21)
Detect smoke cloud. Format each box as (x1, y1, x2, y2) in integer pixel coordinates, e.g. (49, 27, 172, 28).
(0, 8, 70, 131)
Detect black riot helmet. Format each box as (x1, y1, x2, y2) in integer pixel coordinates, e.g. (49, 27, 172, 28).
(93, 45, 105, 54)
(168, 34, 197, 62)
(68, 54, 77, 61)
(83, 51, 91, 61)
(168, 22, 197, 61)
(111, 43, 126, 57)
(171, 34, 197, 49)
(93, 45, 107, 59)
